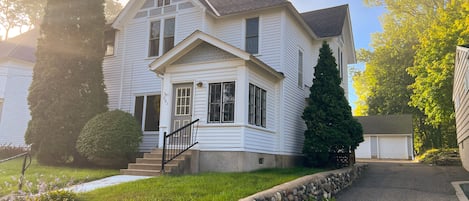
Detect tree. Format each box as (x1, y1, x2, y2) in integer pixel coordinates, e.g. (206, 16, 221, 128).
(26, 0, 108, 165)
(105, 0, 123, 22)
(303, 41, 363, 167)
(0, 0, 27, 39)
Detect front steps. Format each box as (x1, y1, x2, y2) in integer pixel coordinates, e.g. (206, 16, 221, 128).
(120, 149, 193, 176)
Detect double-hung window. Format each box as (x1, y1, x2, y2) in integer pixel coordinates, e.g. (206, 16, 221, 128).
(149, 18, 175, 57)
(249, 84, 266, 127)
(134, 95, 161, 131)
(245, 17, 259, 54)
(104, 30, 115, 56)
(338, 47, 343, 80)
(208, 82, 235, 123)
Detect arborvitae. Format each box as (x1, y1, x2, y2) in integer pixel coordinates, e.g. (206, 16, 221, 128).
(302, 41, 363, 167)
(26, 0, 108, 165)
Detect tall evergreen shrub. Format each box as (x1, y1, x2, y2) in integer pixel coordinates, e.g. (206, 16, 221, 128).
(303, 41, 363, 167)
(26, 0, 108, 165)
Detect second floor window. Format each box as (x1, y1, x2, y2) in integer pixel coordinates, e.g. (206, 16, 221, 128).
(245, 17, 259, 54)
(298, 50, 303, 88)
(104, 30, 115, 56)
(208, 82, 235, 123)
(157, 0, 170, 7)
(149, 18, 175, 57)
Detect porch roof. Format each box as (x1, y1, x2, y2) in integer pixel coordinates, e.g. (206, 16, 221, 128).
(149, 30, 285, 80)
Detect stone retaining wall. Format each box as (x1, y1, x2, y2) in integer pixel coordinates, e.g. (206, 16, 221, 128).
(239, 163, 367, 201)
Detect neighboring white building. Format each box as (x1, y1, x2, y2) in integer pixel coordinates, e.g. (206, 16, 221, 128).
(355, 115, 414, 160)
(104, 0, 356, 172)
(454, 45, 469, 171)
(0, 29, 38, 147)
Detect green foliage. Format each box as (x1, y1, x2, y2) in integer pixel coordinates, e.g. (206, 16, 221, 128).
(303, 42, 363, 167)
(354, 0, 463, 152)
(79, 167, 323, 201)
(26, 0, 108, 165)
(77, 110, 142, 167)
(37, 190, 77, 201)
(417, 148, 461, 166)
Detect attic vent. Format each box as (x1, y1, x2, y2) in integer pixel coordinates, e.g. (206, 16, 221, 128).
(178, 2, 194, 10)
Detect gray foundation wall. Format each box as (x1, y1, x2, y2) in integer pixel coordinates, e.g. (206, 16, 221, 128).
(190, 151, 303, 173)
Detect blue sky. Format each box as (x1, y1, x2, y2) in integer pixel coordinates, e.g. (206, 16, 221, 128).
(290, 0, 386, 110)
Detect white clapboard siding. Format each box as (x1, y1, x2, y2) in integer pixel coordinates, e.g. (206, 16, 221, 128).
(244, 127, 276, 153)
(195, 126, 242, 150)
(103, 30, 124, 110)
(256, 10, 282, 71)
(175, 9, 204, 44)
(0, 62, 32, 147)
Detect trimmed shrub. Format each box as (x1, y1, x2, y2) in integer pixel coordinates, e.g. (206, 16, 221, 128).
(76, 110, 142, 167)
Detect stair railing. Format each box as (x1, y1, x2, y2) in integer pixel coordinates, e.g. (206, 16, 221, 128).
(161, 118, 199, 173)
(0, 150, 32, 192)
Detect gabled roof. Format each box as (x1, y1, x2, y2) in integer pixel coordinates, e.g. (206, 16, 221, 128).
(0, 29, 39, 63)
(149, 30, 284, 80)
(198, 0, 289, 16)
(356, 115, 413, 135)
(301, 5, 348, 38)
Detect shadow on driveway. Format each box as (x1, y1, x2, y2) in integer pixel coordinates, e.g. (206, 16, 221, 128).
(336, 160, 469, 201)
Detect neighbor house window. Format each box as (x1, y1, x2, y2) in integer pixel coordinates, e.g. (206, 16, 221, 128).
(157, 0, 170, 7)
(104, 30, 115, 56)
(208, 82, 235, 123)
(298, 50, 303, 88)
(134, 95, 161, 131)
(245, 17, 259, 54)
(249, 84, 266, 127)
(338, 48, 343, 80)
(149, 18, 175, 57)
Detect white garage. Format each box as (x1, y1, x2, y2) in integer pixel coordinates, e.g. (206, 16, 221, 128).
(355, 115, 414, 160)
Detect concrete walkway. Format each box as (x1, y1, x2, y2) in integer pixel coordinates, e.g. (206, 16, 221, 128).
(336, 161, 469, 201)
(62, 175, 151, 193)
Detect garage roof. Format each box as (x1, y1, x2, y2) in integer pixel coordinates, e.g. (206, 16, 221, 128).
(355, 115, 413, 134)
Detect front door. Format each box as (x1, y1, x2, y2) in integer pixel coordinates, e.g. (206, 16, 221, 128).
(171, 83, 193, 141)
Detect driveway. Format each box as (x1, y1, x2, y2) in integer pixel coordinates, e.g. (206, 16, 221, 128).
(336, 161, 469, 201)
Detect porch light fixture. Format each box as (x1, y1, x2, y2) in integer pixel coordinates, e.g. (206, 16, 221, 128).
(196, 81, 203, 87)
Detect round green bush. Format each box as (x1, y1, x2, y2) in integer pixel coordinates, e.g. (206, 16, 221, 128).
(76, 110, 142, 166)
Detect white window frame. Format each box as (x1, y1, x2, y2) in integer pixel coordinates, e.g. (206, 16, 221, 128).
(104, 30, 116, 56)
(249, 84, 267, 127)
(148, 17, 175, 57)
(157, 0, 171, 7)
(245, 17, 260, 55)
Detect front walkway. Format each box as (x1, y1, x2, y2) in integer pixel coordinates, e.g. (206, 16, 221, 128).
(336, 161, 469, 201)
(62, 175, 150, 193)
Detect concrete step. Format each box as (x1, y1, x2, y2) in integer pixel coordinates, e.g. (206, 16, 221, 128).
(128, 163, 178, 171)
(120, 169, 163, 176)
(136, 158, 183, 164)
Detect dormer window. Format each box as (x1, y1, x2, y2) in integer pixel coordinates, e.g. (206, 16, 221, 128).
(104, 30, 115, 56)
(157, 0, 170, 7)
(245, 17, 259, 54)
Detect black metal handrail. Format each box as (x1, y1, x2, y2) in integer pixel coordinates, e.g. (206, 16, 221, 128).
(0, 151, 32, 191)
(161, 118, 199, 173)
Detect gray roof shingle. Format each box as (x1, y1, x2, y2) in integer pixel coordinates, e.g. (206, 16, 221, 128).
(301, 4, 348, 38)
(0, 29, 39, 63)
(199, 0, 289, 16)
(356, 115, 413, 135)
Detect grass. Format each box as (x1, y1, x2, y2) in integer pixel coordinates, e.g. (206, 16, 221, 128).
(0, 157, 119, 197)
(79, 167, 324, 201)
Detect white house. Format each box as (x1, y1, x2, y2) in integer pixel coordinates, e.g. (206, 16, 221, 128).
(454, 45, 469, 171)
(106, 0, 356, 173)
(0, 29, 38, 147)
(355, 115, 414, 160)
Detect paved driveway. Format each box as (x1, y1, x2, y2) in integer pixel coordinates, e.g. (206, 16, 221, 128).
(336, 161, 469, 201)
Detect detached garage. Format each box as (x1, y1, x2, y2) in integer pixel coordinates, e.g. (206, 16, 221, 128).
(355, 115, 414, 160)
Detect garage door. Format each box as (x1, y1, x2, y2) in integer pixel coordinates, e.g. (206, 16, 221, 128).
(379, 137, 407, 159)
(355, 136, 371, 158)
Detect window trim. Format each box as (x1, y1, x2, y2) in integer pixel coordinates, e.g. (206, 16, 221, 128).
(245, 17, 259, 55)
(157, 0, 170, 7)
(208, 82, 236, 123)
(134, 94, 161, 132)
(104, 30, 116, 56)
(249, 84, 267, 128)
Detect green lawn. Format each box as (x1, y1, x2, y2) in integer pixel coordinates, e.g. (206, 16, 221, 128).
(0, 157, 119, 196)
(79, 167, 323, 201)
